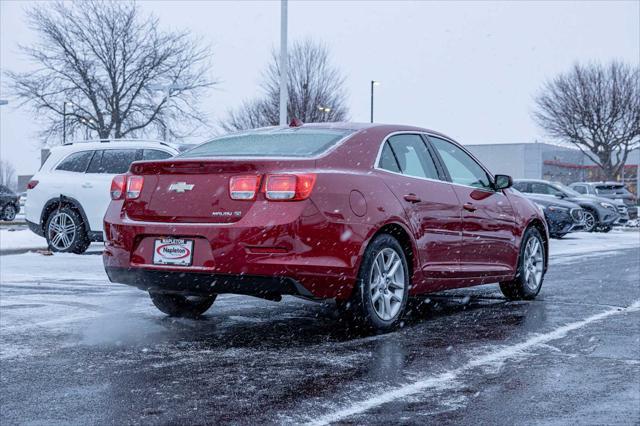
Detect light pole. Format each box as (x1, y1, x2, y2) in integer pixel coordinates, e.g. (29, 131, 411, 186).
(370, 80, 380, 123)
(317, 106, 331, 122)
(62, 101, 73, 144)
(279, 0, 288, 126)
(149, 83, 188, 141)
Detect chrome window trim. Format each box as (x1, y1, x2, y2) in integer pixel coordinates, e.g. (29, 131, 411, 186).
(373, 131, 501, 195)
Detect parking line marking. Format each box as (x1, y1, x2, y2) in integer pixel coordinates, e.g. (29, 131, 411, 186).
(304, 300, 640, 426)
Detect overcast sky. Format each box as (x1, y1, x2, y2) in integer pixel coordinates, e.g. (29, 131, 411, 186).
(1, 0, 638, 175)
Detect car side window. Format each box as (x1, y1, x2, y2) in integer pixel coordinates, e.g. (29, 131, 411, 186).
(386, 134, 439, 179)
(512, 181, 529, 192)
(56, 151, 94, 173)
(530, 182, 562, 196)
(378, 142, 401, 173)
(100, 150, 139, 174)
(428, 136, 492, 190)
(573, 185, 586, 194)
(142, 149, 173, 161)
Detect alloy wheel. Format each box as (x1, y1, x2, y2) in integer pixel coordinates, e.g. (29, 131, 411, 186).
(47, 212, 76, 251)
(3, 205, 16, 221)
(583, 211, 596, 232)
(369, 247, 405, 321)
(523, 237, 544, 291)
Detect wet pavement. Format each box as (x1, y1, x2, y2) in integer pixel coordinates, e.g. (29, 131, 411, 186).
(0, 239, 638, 425)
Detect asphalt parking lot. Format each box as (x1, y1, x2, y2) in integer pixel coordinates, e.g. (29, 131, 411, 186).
(0, 231, 639, 425)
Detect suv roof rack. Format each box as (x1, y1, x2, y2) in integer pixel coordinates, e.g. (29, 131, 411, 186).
(62, 138, 173, 148)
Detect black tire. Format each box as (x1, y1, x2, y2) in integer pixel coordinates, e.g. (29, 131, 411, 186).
(44, 206, 90, 254)
(2, 204, 17, 221)
(149, 292, 216, 318)
(339, 234, 410, 332)
(500, 227, 546, 300)
(582, 210, 597, 232)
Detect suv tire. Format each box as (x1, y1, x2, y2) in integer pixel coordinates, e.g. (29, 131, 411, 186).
(149, 292, 216, 318)
(2, 204, 17, 221)
(582, 210, 597, 232)
(45, 207, 90, 254)
(339, 234, 410, 332)
(500, 227, 545, 300)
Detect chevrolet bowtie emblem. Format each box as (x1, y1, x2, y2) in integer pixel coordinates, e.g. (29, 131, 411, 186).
(168, 182, 194, 193)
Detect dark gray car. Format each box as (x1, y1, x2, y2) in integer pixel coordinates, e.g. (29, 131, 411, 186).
(513, 179, 619, 232)
(0, 185, 20, 221)
(569, 181, 637, 221)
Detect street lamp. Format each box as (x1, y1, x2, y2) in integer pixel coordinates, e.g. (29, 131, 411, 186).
(62, 101, 74, 144)
(370, 80, 380, 123)
(149, 83, 189, 141)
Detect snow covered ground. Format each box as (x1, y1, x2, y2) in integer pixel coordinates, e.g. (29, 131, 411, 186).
(0, 227, 638, 424)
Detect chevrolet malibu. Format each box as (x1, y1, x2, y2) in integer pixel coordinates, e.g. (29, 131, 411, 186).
(103, 123, 548, 331)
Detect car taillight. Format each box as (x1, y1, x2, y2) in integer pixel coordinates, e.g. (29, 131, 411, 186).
(264, 174, 316, 201)
(229, 175, 261, 200)
(126, 176, 144, 199)
(26, 180, 39, 190)
(110, 175, 126, 200)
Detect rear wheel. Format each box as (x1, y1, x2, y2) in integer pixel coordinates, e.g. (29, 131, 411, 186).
(582, 210, 596, 232)
(339, 234, 409, 332)
(2, 204, 17, 221)
(149, 292, 216, 318)
(500, 227, 545, 300)
(45, 207, 90, 253)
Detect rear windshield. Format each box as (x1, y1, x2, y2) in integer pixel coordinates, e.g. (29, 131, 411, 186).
(179, 128, 352, 158)
(595, 185, 626, 195)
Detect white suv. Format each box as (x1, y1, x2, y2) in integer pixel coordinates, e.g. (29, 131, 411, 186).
(25, 140, 178, 253)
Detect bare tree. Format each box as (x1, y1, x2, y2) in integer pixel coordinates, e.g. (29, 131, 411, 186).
(7, 0, 214, 143)
(533, 61, 639, 180)
(222, 39, 349, 132)
(0, 161, 17, 189)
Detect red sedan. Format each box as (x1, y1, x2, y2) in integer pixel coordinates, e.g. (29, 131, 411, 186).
(103, 123, 548, 331)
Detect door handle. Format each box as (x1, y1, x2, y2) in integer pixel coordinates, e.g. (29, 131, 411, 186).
(81, 183, 93, 189)
(463, 203, 477, 212)
(403, 194, 421, 203)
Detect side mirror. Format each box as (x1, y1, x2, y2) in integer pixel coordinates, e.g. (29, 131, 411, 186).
(555, 193, 566, 199)
(494, 174, 513, 190)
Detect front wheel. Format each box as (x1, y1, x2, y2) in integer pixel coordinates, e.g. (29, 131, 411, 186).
(500, 227, 545, 300)
(582, 210, 596, 232)
(339, 234, 409, 332)
(2, 204, 17, 221)
(149, 292, 216, 318)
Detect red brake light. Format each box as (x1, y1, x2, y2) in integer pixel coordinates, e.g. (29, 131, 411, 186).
(126, 176, 144, 199)
(26, 180, 39, 190)
(229, 175, 261, 200)
(264, 174, 316, 201)
(110, 175, 126, 200)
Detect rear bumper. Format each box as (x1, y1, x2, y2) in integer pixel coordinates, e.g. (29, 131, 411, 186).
(102, 200, 370, 300)
(105, 267, 316, 299)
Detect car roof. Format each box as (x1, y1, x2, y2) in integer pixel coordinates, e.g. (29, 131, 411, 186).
(51, 140, 178, 153)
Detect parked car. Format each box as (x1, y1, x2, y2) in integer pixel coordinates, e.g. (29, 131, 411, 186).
(513, 179, 619, 233)
(103, 123, 548, 331)
(569, 181, 638, 221)
(25, 140, 178, 253)
(520, 193, 584, 238)
(0, 185, 20, 221)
